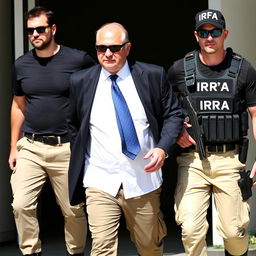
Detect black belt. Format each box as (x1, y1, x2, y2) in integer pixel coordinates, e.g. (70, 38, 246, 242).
(182, 143, 237, 153)
(24, 133, 69, 145)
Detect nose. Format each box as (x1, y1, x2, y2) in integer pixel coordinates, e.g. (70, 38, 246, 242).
(206, 33, 213, 39)
(105, 48, 113, 56)
(32, 29, 39, 36)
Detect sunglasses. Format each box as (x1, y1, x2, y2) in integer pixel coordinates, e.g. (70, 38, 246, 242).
(197, 29, 223, 38)
(95, 42, 128, 53)
(27, 26, 50, 35)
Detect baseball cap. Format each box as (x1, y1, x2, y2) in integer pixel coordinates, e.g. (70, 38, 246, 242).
(195, 9, 226, 30)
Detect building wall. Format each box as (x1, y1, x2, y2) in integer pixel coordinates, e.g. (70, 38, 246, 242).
(209, 0, 256, 245)
(221, 0, 256, 231)
(0, 0, 16, 242)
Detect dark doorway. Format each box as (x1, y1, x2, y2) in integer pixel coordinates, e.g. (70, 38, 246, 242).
(34, 0, 212, 251)
(36, 1, 207, 69)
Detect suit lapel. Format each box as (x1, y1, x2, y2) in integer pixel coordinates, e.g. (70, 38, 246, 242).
(80, 65, 101, 125)
(130, 62, 154, 115)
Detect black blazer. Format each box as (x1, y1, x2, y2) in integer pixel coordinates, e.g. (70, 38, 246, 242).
(68, 60, 183, 205)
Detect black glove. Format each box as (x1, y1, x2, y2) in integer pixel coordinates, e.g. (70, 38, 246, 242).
(237, 169, 253, 201)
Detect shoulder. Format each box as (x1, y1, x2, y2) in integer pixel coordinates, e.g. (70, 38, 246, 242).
(59, 45, 95, 69)
(130, 60, 166, 75)
(70, 64, 99, 80)
(60, 45, 86, 55)
(229, 48, 256, 78)
(60, 45, 94, 61)
(167, 55, 186, 83)
(168, 58, 184, 73)
(13, 50, 35, 74)
(14, 50, 33, 66)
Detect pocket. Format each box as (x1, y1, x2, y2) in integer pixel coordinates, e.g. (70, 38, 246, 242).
(16, 137, 26, 151)
(157, 211, 167, 243)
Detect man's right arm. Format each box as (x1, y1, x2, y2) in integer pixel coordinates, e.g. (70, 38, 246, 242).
(8, 96, 25, 171)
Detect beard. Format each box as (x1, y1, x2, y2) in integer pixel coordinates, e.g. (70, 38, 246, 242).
(30, 34, 52, 50)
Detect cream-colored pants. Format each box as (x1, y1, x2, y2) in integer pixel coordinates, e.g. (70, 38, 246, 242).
(11, 137, 86, 255)
(86, 187, 167, 256)
(174, 150, 250, 256)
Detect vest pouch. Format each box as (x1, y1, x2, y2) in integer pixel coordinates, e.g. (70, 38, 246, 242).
(225, 115, 233, 141)
(217, 115, 225, 141)
(201, 114, 241, 143)
(209, 115, 217, 141)
(202, 116, 209, 140)
(232, 114, 240, 141)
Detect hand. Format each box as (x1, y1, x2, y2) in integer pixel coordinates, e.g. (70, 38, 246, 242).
(249, 161, 256, 187)
(144, 147, 166, 173)
(177, 123, 196, 148)
(8, 148, 18, 171)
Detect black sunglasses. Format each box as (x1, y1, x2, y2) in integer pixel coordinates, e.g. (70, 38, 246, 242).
(95, 42, 128, 53)
(197, 29, 223, 38)
(27, 26, 50, 35)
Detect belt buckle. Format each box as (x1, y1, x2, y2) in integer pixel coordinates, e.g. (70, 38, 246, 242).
(42, 136, 60, 145)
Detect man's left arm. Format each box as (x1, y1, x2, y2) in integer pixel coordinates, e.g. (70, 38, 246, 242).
(144, 68, 183, 172)
(248, 106, 256, 186)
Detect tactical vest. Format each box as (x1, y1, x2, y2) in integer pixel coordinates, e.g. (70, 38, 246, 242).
(183, 48, 248, 143)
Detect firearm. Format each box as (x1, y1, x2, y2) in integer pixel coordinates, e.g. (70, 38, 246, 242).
(237, 169, 253, 201)
(181, 95, 207, 160)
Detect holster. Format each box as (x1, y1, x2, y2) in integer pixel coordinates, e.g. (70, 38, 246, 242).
(237, 169, 252, 201)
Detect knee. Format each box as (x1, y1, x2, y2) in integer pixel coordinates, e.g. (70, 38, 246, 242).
(62, 204, 85, 219)
(223, 226, 246, 240)
(12, 198, 36, 215)
(182, 221, 209, 240)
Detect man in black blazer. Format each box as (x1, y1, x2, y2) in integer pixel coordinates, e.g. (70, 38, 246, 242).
(68, 22, 183, 256)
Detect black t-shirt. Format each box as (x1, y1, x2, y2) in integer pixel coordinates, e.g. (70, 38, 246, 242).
(167, 49, 256, 108)
(13, 45, 95, 135)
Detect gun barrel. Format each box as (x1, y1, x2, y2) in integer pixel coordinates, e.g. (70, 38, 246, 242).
(183, 96, 206, 160)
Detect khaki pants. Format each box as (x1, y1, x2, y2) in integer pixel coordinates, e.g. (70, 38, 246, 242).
(11, 137, 86, 255)
(174, 150, 250, 256)
(86, 187, 167, 256)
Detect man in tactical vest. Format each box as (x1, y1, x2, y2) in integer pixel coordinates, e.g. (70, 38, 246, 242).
(168, 8, 256, 256)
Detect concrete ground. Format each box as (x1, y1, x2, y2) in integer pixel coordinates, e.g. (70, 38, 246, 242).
(2, 225, 242, 256)
(0, 225, 187, 256)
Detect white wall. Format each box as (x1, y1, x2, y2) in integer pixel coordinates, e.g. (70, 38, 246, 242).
(209, 0, 256, 244)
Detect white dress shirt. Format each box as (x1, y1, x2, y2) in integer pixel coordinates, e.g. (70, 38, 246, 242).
(83, 61, 162, 199)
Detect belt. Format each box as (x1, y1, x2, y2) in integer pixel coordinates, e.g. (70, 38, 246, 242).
(24, 133, 69, 145)
(205, 144, 236, 153)
(182, 143, 237, 153)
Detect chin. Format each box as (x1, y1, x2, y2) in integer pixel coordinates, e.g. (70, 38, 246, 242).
(205, 47, 216, 54)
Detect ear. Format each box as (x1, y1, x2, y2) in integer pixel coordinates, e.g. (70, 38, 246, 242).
(125, 42, 132, 56)
(194, 31, 199, 42)
(223, 29, 229, 39)
(51, 24, 57, 36)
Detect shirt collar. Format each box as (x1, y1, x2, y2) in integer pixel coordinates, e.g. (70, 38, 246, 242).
(101, 61, 131, 82)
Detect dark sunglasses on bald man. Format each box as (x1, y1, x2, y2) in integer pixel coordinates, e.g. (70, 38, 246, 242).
(27, 25, 50, 35)
(197, 28, 223, 38)
(95, 42, 128, 53)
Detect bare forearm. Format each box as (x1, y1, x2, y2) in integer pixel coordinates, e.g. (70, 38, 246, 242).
(10, 96, 26, 149)
(10, 107, 24, 148)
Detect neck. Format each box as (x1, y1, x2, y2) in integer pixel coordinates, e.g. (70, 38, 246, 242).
(35, 42, 60, 58)
(199, 49, 226, 66)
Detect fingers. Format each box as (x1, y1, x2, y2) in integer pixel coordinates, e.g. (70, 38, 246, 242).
(144, 148, 165, 173)
(177, 126, 196, 148)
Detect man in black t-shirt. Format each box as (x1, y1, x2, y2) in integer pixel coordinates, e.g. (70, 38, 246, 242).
(168, 9, 256, 256)
(8, 6, 95, 256)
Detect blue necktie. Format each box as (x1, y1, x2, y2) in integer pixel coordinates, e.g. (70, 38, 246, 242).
(110, 74, 141, 159)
